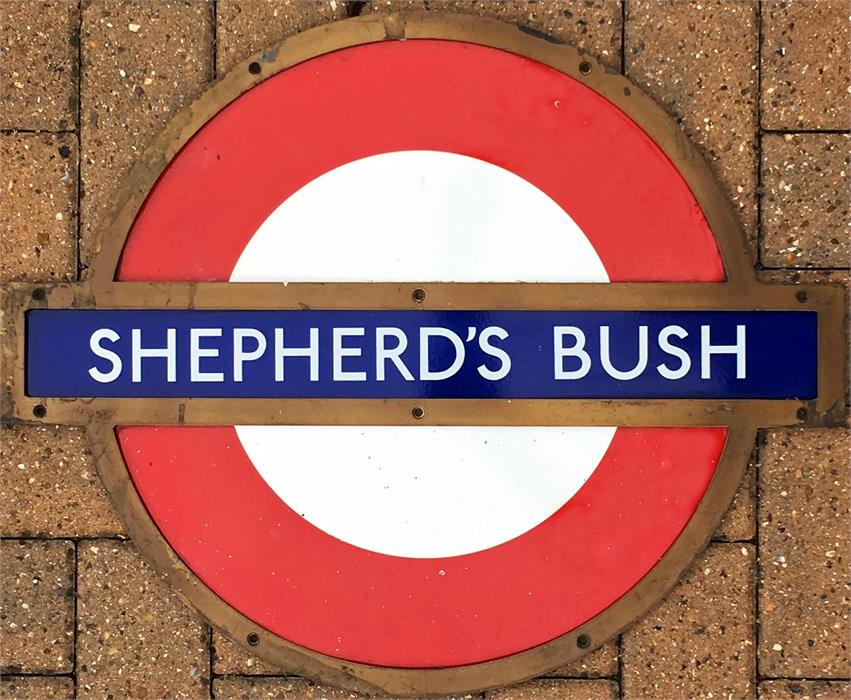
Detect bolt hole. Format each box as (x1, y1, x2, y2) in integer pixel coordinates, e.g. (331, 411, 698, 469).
(576, 634, 591, 649)
(796, 407, 808, 421)
(32, 404, 47, 418)
(247, 632, 260, 646)
(248, 61, 262, 75)
(795, 290, 808, 303)
(412, 287, 427, 303)
(31, 288, 46, 301)
(411, 405, 425, 420)
(579, 61, 593, 75)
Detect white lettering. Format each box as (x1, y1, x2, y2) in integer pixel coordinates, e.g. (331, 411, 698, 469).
(190, 328, 224, 382)
(233, 328, 267, 382)
(131, 328, 176, 383)
(376, 327, 414, 381)
(600, 325, 648, 380)
(657, 325, 691, 380)
(701, 324, 746, 379)
(333, 328, 367, 381)
(420, 327, 465, 381)
(477, 326, 511, 380)
(275, 328, 319, 381)
(88, 328, 122, 383)
(554, 326, 591, 380)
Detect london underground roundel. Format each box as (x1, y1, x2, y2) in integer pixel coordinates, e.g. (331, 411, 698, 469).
(8, 14, 844, 697)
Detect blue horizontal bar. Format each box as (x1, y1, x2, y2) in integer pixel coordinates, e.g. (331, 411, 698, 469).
(27, 309, 816, 399)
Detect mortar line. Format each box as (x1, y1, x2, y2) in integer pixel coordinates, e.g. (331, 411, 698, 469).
(756, 0, 765, 272)
(759, 265, 851, 272)
(71, 540, 79, 697)
(0, 672, 76, 679)
(211, 0, 218, 81)
(75, 0, 84, 282)
(0, 535, 128, 542)
(0, 128, 76, 135)
(710, 536, 758, 545)
(762, 128, 851, 135)
(620, 0, 626, 76)
(208, 625, 216, 699)
(761, 676, 851, 682)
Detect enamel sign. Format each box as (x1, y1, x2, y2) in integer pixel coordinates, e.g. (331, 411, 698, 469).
(2, 14, 845, 696)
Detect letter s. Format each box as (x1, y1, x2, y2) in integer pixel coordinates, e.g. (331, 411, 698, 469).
(477, 326, 511, 380)
(88, 329, 122, 383)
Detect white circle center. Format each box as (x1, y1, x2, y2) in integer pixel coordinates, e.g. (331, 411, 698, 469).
(231, 150, 613, 558)
(231, 150, 609, 283)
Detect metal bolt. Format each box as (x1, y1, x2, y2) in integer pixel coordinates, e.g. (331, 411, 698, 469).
(412, 287, 427, 303)
(411, 405, 426, 420)
(796, 407, 808, 421)
(248, 61, 262, 75)
(579, 61, 593, 75)
(796, 290, 808, 303)
(247, 632, 260, 646)
(576, 634, 591, 649)
(32, 404, 47, 418)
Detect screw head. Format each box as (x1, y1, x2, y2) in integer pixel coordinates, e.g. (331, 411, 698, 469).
(412, 287, 427, 303)
(796, 407, 808, 421)
(796, 290, 808, 303)
(247, 632, 260, 646)
(31, 288, 46, 301)
(32, 404, 47, 418)
(579, 61, 593, 75)
(411, 405, 426, 420)
(576, 633, 591, 649)
(248, 61, 262, 75)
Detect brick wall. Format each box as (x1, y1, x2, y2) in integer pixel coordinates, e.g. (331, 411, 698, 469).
(1, 2, 848, 698)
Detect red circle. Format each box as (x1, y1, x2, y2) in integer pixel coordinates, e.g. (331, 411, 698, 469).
(115, 40, 727, 667)
(118, 40, 723, 283)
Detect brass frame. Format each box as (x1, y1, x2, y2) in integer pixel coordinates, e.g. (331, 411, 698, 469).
(0, 13, 846, 696)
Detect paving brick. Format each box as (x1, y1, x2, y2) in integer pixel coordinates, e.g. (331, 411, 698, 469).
(715, 457, 757, 542)
(759, 428, 849, 678)
(0, 676, 75, 700)
(761, 0, 851, 131)
(80, 0, 212, 271)
(76, 540, 209, 699)
(547, 639, 618, 678)
(0, 540, 74, 674)
(213, 677, 363, 699)
(216, 0, 347, 75)
(0, 0, 78, 131)
(622, 543, 755, 700)
(760, 133, 850, 269)
(0, 425, 124, 537)
(485, 678, 618, 699)
(362, 1, 623, 69)
(625, 0, 758, 256)
(0, 132, 77, 283)
(760, 679, 851, 700)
